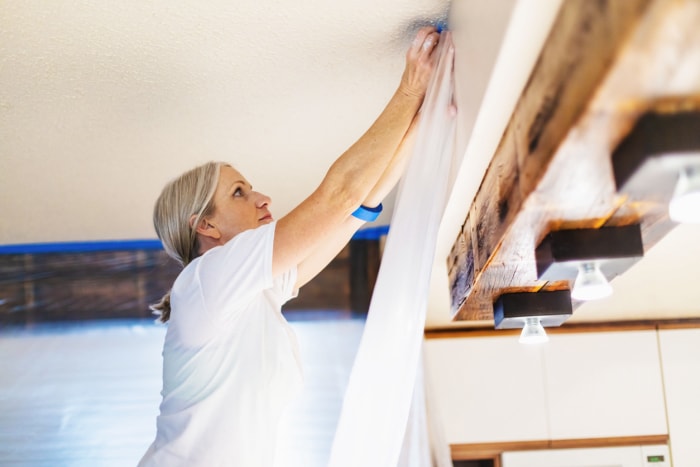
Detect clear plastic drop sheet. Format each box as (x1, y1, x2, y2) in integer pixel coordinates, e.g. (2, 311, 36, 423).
(329, 31, 457, 467)
(0, 249, 180, 325)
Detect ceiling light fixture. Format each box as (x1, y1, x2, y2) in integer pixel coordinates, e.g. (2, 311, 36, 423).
(519, 317, 549, 344)
(669, 166, 700, 224)
(493, 290, 572, 345)
(535, 224, 644, 302)
(612, 110, 700, 225)
(571, 262, 613, 301)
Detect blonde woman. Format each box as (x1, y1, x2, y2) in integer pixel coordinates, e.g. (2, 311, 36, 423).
(139, 26, 441, 467)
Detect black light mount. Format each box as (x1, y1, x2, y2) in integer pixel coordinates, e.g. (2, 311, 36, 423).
(493, 290, 572, 330)
(612, 111, 700, 198)
(535, 224, 644, 283)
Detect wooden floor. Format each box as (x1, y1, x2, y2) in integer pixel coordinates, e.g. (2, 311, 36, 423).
(0, 313, 364, 466)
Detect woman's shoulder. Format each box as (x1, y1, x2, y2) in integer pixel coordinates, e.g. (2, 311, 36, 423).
(205, 222, 276, 258)
(172, 222, 279, 316)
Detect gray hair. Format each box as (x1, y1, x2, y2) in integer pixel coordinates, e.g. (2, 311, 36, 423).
(151, 161, 228, 322)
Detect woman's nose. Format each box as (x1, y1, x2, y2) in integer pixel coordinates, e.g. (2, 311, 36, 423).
(255, 192, 271, 208)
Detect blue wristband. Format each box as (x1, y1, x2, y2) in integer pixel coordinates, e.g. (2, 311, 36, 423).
(351, 203, 383, 222)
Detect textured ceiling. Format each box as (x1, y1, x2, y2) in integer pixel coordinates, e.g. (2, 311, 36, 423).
(1, 1, 699, 329)
(0, 0, 448, 244)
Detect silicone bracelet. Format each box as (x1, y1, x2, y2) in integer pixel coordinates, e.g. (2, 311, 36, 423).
(351, 203, 383, 222)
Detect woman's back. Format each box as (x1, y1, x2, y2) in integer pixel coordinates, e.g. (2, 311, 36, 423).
(140, 223, 302, 466)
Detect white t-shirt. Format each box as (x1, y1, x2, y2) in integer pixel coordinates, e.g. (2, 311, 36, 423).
(139, 222, 303, 467)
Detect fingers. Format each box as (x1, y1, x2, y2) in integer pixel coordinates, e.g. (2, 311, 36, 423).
(409, 27, 440, 58)
(398, 26, 442, 99)
(422, 32, 439, 53)
(444, 39, 457, 117)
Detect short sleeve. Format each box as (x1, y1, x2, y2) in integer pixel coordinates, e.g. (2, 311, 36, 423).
(268, 265, 298, 306)
(196, 222, 276, 320)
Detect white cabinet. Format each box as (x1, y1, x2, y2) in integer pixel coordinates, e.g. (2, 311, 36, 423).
(658, 328, 700, 467)
(542, 331, 668, 440)
(425, 330, 669, 445)
(424, 336, 548, 444)
(502, 444, 670, 467)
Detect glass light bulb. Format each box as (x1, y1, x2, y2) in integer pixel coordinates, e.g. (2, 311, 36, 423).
(571, 262, 613, 301)
(669, 167, 700, 224)
(519, 317, 549, 344)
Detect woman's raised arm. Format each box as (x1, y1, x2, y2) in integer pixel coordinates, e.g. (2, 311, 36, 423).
(272, 27, 440, 282)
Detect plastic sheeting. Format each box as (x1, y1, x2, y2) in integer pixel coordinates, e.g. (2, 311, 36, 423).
(0, 248, 180, 325)
(0, 244, 355, 325)
(0, 316, 367, 466)
(329, 31, 457, 467)
(397, 353, 454, 467)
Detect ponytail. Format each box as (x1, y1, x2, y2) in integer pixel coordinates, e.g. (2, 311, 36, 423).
(151, 161, 227, 324)
(150, 290, 172, 323)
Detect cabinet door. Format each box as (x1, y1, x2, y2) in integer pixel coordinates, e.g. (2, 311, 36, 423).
(502, 444, 669, 467)
(658, 328, 700, 467)
(543, 331, 667, 440)
(424, 336, 548, 444)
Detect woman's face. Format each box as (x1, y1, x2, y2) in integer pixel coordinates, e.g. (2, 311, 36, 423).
(206, 165, 273, 244)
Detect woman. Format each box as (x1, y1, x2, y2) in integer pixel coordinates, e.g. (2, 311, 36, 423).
(139, 26, 441, 466)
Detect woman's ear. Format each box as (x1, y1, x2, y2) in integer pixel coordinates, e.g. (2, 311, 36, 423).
(190, 215, 221, 240)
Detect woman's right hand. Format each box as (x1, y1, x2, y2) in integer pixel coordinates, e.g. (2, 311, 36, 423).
(398, 27, 441, 99)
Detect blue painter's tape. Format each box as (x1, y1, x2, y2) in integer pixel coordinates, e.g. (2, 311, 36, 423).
(351, 203, 383, 222)
(352, 225, 390, 241)
(0, 239, 164, 255)
(0, 226, 390, 254)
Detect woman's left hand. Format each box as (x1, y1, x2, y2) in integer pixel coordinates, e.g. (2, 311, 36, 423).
(398, 27, 440, 99)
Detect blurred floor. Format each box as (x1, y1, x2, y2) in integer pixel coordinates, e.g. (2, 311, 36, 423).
(0, 313, 365, 467)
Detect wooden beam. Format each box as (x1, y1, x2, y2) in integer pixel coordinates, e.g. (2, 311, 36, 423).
(448, 0, 700, 321)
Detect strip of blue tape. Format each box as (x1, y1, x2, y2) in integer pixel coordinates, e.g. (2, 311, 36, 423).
(0, 225, 390, 254)
(0, 239, 164, 255)
(352, 225, 389, 241)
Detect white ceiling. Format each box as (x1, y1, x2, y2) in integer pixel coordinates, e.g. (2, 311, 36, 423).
(1, 1, 699, 329)
(0, 0, 449, 243)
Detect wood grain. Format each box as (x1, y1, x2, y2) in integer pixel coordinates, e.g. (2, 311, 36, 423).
(448, 0, 700, 322)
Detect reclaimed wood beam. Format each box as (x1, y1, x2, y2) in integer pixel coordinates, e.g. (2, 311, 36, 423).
(448, 0, 700, 321)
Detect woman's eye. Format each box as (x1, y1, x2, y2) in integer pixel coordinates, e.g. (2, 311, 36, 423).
(233, 187, 243, 197)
